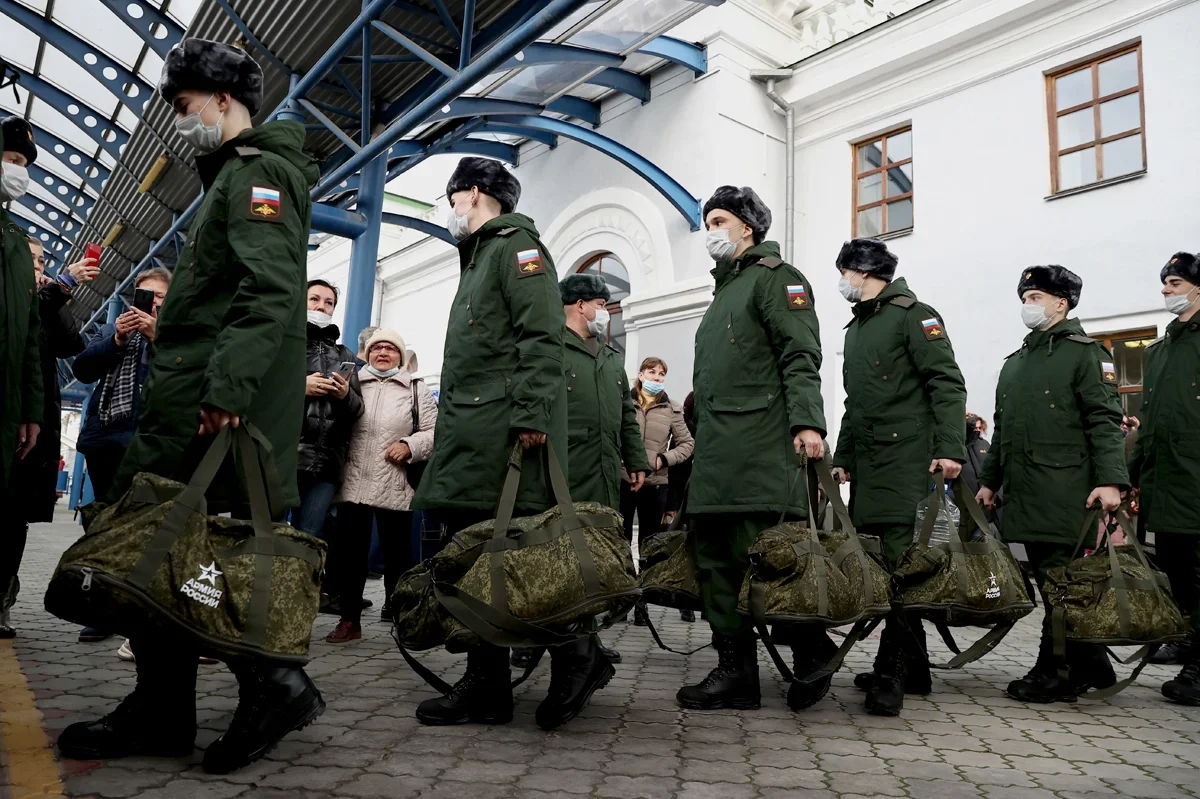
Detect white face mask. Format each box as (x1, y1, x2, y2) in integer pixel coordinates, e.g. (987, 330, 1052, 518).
(446, 203, 471, 241)
(174, 94, 224, 154)
(0, 162, 29, 201)
(587, 306, 610, 339)
(1021, 302, 1061, 330)
(307, 309, 334, 328)
(838, 273, 863, 303)
(1165, 287, 1199, 316)
(705, 229, 738, 261)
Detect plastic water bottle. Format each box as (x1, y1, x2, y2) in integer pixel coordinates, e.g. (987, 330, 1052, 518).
(913, 486, 960, 546)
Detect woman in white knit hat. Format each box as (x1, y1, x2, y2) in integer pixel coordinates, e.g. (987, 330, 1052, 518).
(325, 329, 437, 643)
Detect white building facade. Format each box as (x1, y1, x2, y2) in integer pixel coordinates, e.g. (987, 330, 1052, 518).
(307, 0, 1199, 442)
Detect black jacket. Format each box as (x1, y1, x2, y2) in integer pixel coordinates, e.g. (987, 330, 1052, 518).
(961, 427, 1003, 533)
(298, 322, 364, 482)
(16, 280, 84, 521)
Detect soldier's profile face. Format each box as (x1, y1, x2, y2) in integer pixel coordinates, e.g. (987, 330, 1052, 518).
(1, 151, 28, 168)
(171, 90, 223, 124)
(1163, 276, 1198, 298)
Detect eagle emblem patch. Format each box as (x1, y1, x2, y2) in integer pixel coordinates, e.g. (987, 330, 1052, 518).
(1101, 361, 1117, 384)
(516, 248, 544, 278)
(248, 185, 284, 223)
(785, 284, 809, 310)
(921, 317, 945, 340)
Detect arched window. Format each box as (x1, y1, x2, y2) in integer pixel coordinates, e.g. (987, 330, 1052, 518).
(576, 253, 629, 353)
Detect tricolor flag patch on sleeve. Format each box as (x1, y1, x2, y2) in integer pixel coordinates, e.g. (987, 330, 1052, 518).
(785, 283, 809, 310)
(921, 317, 946, 340)
(516, 248, 544, 278)
(248, 185, 284, 223)
(1101, 361, 1117, 383)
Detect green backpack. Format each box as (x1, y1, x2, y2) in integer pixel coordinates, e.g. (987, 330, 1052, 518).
(892, 473, 1035, 668)
(1044, 508, 1188, 697)
(43, 425, 325, 664)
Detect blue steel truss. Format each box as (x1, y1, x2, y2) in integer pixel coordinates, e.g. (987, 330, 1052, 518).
(23, 121, 109, 193)
(7, 65, 130, 160)
(94, 0, 185, 59)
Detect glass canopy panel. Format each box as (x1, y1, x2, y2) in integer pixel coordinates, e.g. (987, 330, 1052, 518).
(2, 23, 42, 69)
(541, 0, 610, 42)
(567, 0, 694, 52)
(38, 47, 130, 129)
(491, 62, 599, 104)
(162, 0, 203, 28)
(28, 100, 99, 153)
(13, 0, 49, 12)
(52, 1, 145, 69)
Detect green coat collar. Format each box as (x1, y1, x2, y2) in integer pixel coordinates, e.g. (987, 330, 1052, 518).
(1022, 316, 1086, 352)
(711, 240, 782, 290)
(852, 277, 913, 320)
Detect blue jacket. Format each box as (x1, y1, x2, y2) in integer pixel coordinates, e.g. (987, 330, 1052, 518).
(73, 324, 152, 453)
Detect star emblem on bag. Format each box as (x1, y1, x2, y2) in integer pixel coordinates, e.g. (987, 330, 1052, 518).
(199, 561, 223, 585)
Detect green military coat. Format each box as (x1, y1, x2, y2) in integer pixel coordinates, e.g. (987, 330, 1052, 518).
(978, 317, 1128, 543)
(1129, 318, 1200, 534)
(562, 328, 649, 509)
(112, 122, 318, 509)
(690, 241, 825, 517)
(414, 214, 568, 513)
(0, 207, 43, 490)
(832, 278, 967, 526)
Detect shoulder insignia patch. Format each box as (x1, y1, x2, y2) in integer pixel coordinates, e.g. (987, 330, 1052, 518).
(1066, 334, 1096, 344)
(785, 283, 810, 310)
(1101, 360, 1117, 384)
(757, 257, 783, 269)
(889, 296, 916, 308)
(235, 146, 262, 158)
(516, 248, 545, 278)
(497, 227, 519, 236)
(921, 316, 946, 340)
(247, 184, 285, 223)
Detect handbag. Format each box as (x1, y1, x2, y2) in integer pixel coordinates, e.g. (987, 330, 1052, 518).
(892, 472, 1035, 668)
(1044, 507, 1187, 697)
(406, 377, 428, 489)
(43, 425, 325, 664)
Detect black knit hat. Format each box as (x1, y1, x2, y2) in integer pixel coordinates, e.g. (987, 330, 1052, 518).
(560, 273, 610, 305)
(446, 157, 521, 215)
(835, 238, 898, 282)
(1160, 252, 1200, 285)
(703, 186, 771, 244)
(1017, 265, 1083, 309)
(1, 116, 37, 166)
(158, 39, 265, 116)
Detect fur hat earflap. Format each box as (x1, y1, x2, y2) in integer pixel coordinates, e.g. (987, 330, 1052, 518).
(1, 116, 37, 166)
(703, 186, 772, 244)
(835, 238, 898, 282)
(445, 157, 521, 215)
(1017, 265, 1083, 309)
(560, 273, 610, 305)
(158, 39, 265, 116)
(1160, 252, 1200, 286)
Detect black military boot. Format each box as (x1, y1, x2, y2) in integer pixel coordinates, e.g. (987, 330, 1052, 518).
(203, 665, 325, 774)
(1151, 634, 1191, 666)
(854, 613, 930, 696)
(0, 575, 17, 639)
(633, 602, 650, 627)
(676, 634, 760, 710)
(594, 635, 622, 664)
(680, 609, 696, 623)
(1067, 642, 1116, 694)
(416, 644, 514, 726)
(536, 636, 616, 730)
(1162, 637, 1200, 706)
(786, 627, 838, 711)
(864, 656, 906, 717)
(1006, 631, 1075, 704)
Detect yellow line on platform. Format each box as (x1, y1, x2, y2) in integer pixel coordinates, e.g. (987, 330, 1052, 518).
(0, 641, 65, 799)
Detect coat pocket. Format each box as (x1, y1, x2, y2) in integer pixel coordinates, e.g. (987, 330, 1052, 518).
(450, 380, 507, 407)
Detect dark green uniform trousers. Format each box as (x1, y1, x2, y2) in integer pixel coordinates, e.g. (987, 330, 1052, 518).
(860, 522, 925, 669)
(689, 514, 776, 638)
(1155, 533, 1200, 630)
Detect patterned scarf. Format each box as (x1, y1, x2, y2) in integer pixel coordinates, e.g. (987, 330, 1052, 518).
(98, 332, 144, 425)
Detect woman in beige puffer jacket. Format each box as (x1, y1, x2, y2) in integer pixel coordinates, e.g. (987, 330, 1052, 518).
(326, 329, 437, 643)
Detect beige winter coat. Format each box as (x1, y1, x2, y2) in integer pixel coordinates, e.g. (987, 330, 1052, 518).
(336, 367, 437, 510)
(625, 390, 695, 487)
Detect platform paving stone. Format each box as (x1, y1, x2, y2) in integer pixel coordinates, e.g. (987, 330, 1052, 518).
(2, 513, 1200, 797)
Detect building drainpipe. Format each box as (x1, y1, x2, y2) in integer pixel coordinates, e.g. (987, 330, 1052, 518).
(752, 70, 796, 264)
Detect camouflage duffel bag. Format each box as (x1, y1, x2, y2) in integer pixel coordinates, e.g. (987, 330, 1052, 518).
(893, 472, 1034, 668)
(392, 442, 638, 657)
(1044, 507, 1187, 698)
(638, 526, 703, 612)
(44, 425, 325, 665)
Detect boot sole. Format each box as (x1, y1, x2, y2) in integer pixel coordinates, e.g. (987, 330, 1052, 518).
(201, 692, 326, 774)
(415, 708, 514, 726)
(58, 738, 195, 761)
(854, 673, 931, 696)
(1005, 687, 1076, 704)
(536, 662, 616, 731)
(1161, 684, 1200, 706)
(676, 693, 761, 711)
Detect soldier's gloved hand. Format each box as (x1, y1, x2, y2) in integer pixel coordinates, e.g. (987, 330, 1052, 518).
(1086, 485, 1122, 512)
(976, 486, 996, 510)
(930, 458, 963, 479)
(831, 467, 850, 485)
(517, 430, 547, 449)
(794, 429, 824, 460)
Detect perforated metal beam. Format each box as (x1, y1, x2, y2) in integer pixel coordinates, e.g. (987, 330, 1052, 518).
(95, 0, 185, 59)
(7, 66, 129, 159)
(28, 163, 96, 216)
(23, 121, 109, 193)
(9, 208, 76, 258)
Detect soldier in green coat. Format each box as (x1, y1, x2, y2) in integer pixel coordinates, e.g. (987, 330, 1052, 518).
(977, 265, 1127, 704)
(413, 157, 570, 727)
(681, 186, 827, 712)
(1129, 250, 1200, 705)
(58, 40, 324, 775)
(829, 237, 967, 717)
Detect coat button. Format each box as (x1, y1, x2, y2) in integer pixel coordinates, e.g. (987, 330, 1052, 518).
(468, 319, 473, 325)
(730, 338, 736, 344)
(1049, 403, 1055, 408)
(175, 357, 182, 364)
(1044, 390, 1049, 394)
(892, 433, 898, 438)
(875, 360, 880, 366)
(567, 387, 573, 392)
(473, 396, 480, 402)
(571, 373, 576, 378)
(882, 375, 888, 381)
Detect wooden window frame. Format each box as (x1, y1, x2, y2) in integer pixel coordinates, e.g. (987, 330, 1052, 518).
(1046, 42, 1147, 195)
(1094, 326, 1157, 406)
(851, 126, 913, 238)
(576, 253, 626, 351)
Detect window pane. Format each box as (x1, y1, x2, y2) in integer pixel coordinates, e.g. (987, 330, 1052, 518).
(1113, 337, 1152, 388)
(608, 310, 626, 354)
(1100, 92, 1140, 138)
(858, 172, 882, 205)
(857, 140, 883, 173)
(1102, 134, 1143, 179)
(857, 206, 882, 237)
(1056, 67, 1093, 110)
(886, 198, 913, 232)
(601, 257, 631, 303)
(887, 165, 913, 198)
(1099, 51, 1139, 96)
(1057, 107, 1095, 150)
(886, 130, 912, 163)
(1058, 147, 1097, 190)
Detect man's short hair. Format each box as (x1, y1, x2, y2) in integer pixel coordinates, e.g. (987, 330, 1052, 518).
(307, 278, 340, 306)
(136, 267, 172, 287)
(26, 235, 42, 248)
(358, 325, 379, 354)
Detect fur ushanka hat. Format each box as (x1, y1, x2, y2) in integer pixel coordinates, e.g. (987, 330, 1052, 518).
(702, 186, 772, 244)
(559, 273, 610, 305)
(158, 39, 265, 116)
(835, 238, 898, 282)
(1, 116, 37, 166)
(445, 157, 521, 215)
(1017, 265, 1083, 309)
(1161, 252, 1200, 286)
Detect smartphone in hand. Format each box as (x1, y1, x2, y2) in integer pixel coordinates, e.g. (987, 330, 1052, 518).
(84, 242, 102, 263)
(133, 287, 155, 314)
(334, 361, 356, 379)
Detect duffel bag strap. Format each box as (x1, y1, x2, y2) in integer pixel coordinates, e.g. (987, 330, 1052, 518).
(237, 426, 287, 650)
(643, 615, 712, 656)
(432, 580, 582, 649)
(813, 460, 856, 535)
(756, 616, 880, 684)
(925, 621, 1017, 670)
(390, 631, 546, 694)
(1079, 644, 1160, 700)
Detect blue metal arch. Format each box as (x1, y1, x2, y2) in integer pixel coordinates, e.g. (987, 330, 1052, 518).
(475, 121, 557, 147)
(13, 197, 76, 255)
(9, 209, 77, 259)
(0, 0, 155, 113)
(8, 66, 130, 159)
(28, 163, 96, 216)
(95, 0, 185, 59)
(638, 36, 707, 75)
(486, 115, 700, 229)
(14, 193, 78, 241)
(380, 212, 455, 245)
(498, 41, 624, 72)
(24, 121, 109, 193)
(590, 68, 650, 103)
(545, 96, 600, 127)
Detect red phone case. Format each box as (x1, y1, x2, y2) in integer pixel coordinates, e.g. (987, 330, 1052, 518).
(85, 242, 102, 262)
